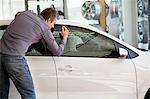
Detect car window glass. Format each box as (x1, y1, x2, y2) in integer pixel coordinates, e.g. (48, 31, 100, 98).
(26, 40, 51, 56)
(0, 25, 47, 56)
(0, 25, 138, 58)
(0, 30, 4, 39)
(0, 26, 6, 39)
(53, 25, 119, 58)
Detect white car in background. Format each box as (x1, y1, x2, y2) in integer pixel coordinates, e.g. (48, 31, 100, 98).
(0, 20, 150, 99)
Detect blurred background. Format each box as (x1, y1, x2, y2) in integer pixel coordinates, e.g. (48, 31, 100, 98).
(0, 0, 149, 51)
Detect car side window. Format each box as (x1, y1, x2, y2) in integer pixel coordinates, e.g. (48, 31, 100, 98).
(54, 25, 119, 58)
(26, 40, 52, 56)
(0, 25, 49, 56)
(0, 30, 4, 39)
(0, 25, 138, 58)
(0, 25, 7, 39)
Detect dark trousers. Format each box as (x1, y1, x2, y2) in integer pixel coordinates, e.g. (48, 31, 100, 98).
(0, 53, 36, 99)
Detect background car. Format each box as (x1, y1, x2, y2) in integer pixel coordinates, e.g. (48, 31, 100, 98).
(0, 20, 150, 99)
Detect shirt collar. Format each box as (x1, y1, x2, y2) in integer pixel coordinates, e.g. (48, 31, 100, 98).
(38, 15, 45, 21)
(38, 15, 51, 29)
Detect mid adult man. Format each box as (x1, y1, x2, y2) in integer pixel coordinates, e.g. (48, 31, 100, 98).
(0, 8, 69, 99)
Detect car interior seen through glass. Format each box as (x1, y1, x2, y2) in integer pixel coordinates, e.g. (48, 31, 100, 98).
(27, 25, 119, 58)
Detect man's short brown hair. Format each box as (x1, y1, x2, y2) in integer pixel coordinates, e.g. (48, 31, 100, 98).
(40, 8, 57, 22)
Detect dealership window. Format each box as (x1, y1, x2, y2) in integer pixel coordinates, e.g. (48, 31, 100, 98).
(0, 0, 24, 20)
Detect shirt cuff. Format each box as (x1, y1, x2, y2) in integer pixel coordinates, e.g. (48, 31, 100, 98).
(62, 38, 67, 45)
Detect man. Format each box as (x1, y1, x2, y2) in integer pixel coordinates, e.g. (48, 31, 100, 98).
(0, 8, 69, 99)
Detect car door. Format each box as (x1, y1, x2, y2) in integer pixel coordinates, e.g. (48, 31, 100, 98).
(9, 41, 58, 99)
(53, 25, 138, 99)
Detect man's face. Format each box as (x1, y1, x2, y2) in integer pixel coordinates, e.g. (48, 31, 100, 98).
(47, 18, 56, 28)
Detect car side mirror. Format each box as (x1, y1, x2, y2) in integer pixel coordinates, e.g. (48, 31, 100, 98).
(119, 48, 128, 59)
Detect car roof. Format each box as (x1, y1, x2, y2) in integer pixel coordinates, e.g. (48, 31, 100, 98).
(56, 20, 100, 31)
(0, 20, 11, 26)
(0, 19, 141, 54)
(0, 19, 100, 32)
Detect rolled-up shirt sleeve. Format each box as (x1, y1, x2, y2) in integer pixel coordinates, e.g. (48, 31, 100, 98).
(42, 29, 67, 56)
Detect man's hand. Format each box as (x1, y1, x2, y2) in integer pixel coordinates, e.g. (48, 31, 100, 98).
(61, 26, 69, 40)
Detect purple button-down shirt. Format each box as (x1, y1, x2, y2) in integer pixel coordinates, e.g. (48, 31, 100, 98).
(0, 11, 67, 56)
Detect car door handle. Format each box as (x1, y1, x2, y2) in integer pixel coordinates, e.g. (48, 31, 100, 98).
(58, 65, 73, 72)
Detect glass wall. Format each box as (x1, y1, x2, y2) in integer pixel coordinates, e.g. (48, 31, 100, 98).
(0, 0, 25, 20)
